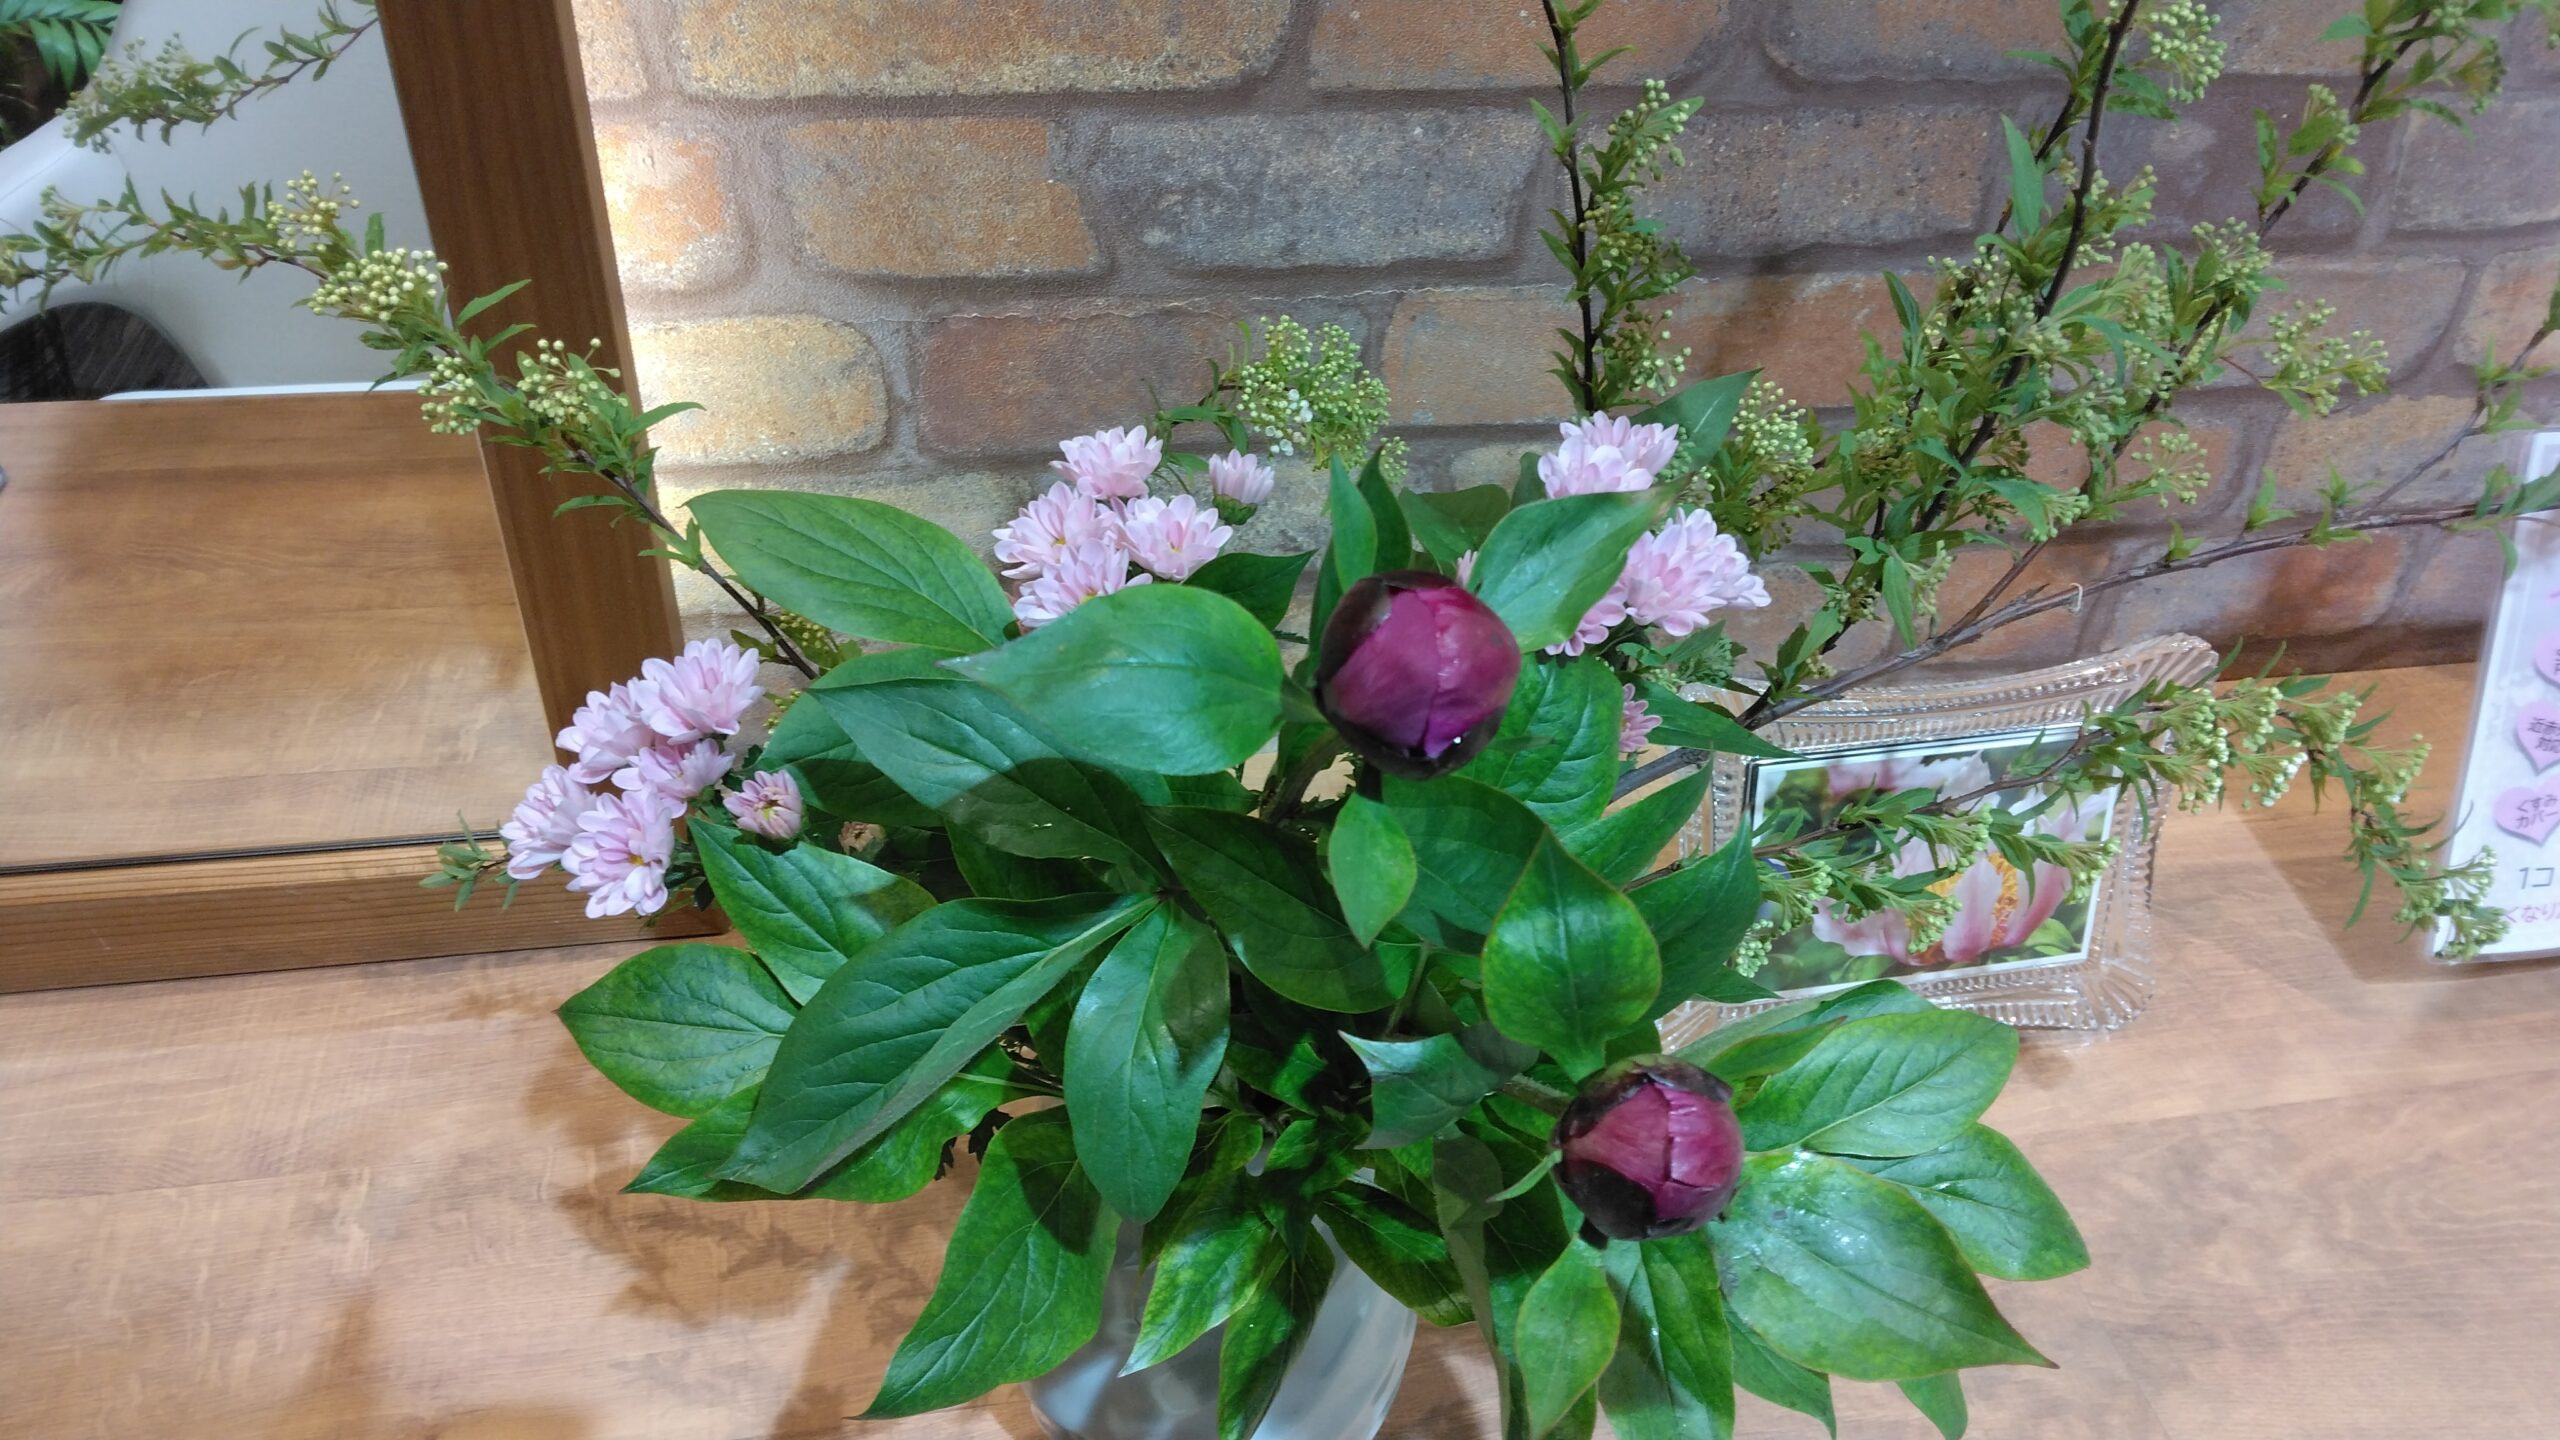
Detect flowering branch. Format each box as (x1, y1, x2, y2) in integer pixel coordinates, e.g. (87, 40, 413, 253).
(61, 0, 379, 151)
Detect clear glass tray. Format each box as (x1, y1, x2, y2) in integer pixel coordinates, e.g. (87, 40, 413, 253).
(1656, 633, 2221, 1044)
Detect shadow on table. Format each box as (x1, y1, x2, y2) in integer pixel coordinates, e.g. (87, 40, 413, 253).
(266, 1293, 596, 1440)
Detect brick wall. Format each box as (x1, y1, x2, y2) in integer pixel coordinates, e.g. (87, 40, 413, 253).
(572, 0, 2560, 674)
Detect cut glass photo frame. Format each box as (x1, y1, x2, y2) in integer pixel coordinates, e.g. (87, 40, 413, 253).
(1655, 633, 2220, 1045)
(2432, 430, 2560, 964)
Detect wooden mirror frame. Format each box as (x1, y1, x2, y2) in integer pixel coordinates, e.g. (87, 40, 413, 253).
(0, 1, 714, 991)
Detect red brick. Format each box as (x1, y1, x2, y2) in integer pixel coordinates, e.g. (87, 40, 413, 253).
(2398, 98, 2560, 232)
(1657, 110, 1993, 255)
(778, 119, 1097, 280)
(1380, 288, 1578, 428)
(1922, 539, 2122, 673)
(674, 0, 1289, 98)
(573, 0, 646, 101)
(2266, 395, 2479, 510)
(2217, 0, 2361, 75)
(632, 315, 889, 465)
(2021, 419, 2244, 513)
(2221, 257, 2470, 385)
(1667, 272, 1909, 408)
(1770, 0, 2051, 80)
(1309, 0, 1727, 89)
(919, 306, 1358, 456)
(2100, 532, 2407, 651)
(2460, 246, 2560, 371)
(595, 124, 741, 293)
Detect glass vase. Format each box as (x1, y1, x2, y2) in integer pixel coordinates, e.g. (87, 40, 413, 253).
(1657, 633, 2219, 1044)
(1024, 1228, 1415, 1440)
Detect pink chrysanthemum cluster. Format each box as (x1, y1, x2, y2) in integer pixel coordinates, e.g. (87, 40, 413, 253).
(1522, 413, 1771, 658)
(998, 427, 1272, 629)
(504, 638, 802, 918)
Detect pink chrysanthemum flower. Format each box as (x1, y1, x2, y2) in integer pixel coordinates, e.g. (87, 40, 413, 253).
(1051, 426, 1162, 501)
(561, 786, 681, 919)
(501, 765, 601, 881)
(1206, 449, 1276, 507)
(1619, 684, 1662, 757)
(633, 639, 764, 743)
(1117, 495, 1234, 581)
(1618, 509, 1770, 636)
(725, 769, 805, 841)
(993, 481, 1116, 580)
(614, 738, 733, 803)
(1013, 542, 1152, 629)
(556, 682, 657, 786)
(1546, 579, 1629, 658)
(1538, 432, 1656, 499)
(1567, 414, 1681, 477)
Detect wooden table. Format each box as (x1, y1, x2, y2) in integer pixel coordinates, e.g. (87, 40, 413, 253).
(5, 665, 2556, 1439)
(0, 393, 554, 868)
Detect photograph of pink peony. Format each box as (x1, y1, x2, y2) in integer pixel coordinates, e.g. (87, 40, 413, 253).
(1744, 729, 2119, 994)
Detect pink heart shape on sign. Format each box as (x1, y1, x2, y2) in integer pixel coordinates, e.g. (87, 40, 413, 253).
(2523, 702, 2560, 773)
(2495, 782, 2560, 846)
(2538, 630, 2560, 689)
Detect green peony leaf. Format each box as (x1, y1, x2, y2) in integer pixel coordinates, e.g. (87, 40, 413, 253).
(1630, 829, 1768, 1021)
(1467, 488, 1671, 653)
(1728, 1317, 1835, 1436)
(1460, 656, 1624, 829)
(1738, 1009, 2019, 1158)
(1327, 792, 1418, 946)
(812, 677, 1163, 871)
(1635, 682, 1795, 759)
(690, 490, 1013, 653)
(1901, 1372, 1970, 1439)
(1063, 906, 1232, 1223)
(946, 585, 1284, 777)
(1380, 774, 1546, 949)
(1851, 1123, 2090, 1281)
(1318, 1184, 1471, 1327)
(1482, 834, 1661, 1078)
(1559, 767, 1711, 886)
(1518, 1240, 1620, 1439)
(1712, 1152, 2048, 1382)
(694, 829, 933, 1003)
(721, 895, 1150, 1193)
(1631, 369, 1756, 459)
(1217, 1237, 1336, 1440)
(1145, 807, 1402, 1013)
(1184, 549, 1315, 630)
(1343, 1026, 1530, 1150)
(1130, 1135, 1279, 1372)
(557, 944, 796, 1117)
(1598, 1232, 1737, 1440)
(1675, 980, 1936, 1083)
(864, 1111, 1115, 1416)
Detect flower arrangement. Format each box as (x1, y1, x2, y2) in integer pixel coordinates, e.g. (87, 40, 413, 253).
(11, 1, 2560, 1435)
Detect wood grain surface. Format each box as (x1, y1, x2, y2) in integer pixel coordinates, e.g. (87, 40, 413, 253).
(0, 393, 556, 868)
(5, 665, 2556, 1439)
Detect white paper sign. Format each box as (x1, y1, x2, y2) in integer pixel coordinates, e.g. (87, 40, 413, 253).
(2437, 431, 2560, 962)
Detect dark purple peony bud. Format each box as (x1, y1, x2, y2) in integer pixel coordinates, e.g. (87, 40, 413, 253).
(1553, 1057, 1745, 1241)
(1316, 571, 1522, 779)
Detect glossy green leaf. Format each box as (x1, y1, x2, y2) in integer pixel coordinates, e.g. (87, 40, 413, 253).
(722, 896, 1150, 1192)
(1324, 458, 1379, 606)
(1146, 808, 1400, 1013)
(1218, 1239, 1336, 1440)
(1403, 484, 1514, 566)
(1739, 1010, 2019, 1157)
(1328, 793, 1418, 945)
(1343, 1025, 1531, 1149)
(1468, 489, 1670, 652)
(1320, 1184, 1471, 1327)
(629, 1047, 1026, 1204)
(1635, 683, 1795, 758)
(1518, 1240, 1618, 1438)
(1381, 774, 1546, 948)
(1711, 1153, 2048, 1382)
(1631, 830, 1764, 1022)
(695, 829, 933, 1002)
(1559, 768, 1710, 886)
(1632, 369, 1756, 458)
(864, 1111, 1115, 1415)
(1728, 1318, 1836, 1436)
(812, 678, 1161, 870)
(557, 944, 795, 1117)
(1483, 835, 1661, 1078)
(1130, 1125, 1276, 1369)
(1852, 1123, 2090, 1281)
(690, 490, 1012, 652)
(1185, 549, 1315, 630)
(1901, 1373, 1970, 1439)
(1461, 657, 1623, 829)
(1433, 1136, 1521, 1439)
(1598, 1233, 1736, 1440)
(946, 585, 1283, 776)
(1676, 981, 1935, 1083)
(1064, 907, 1232, 1222)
